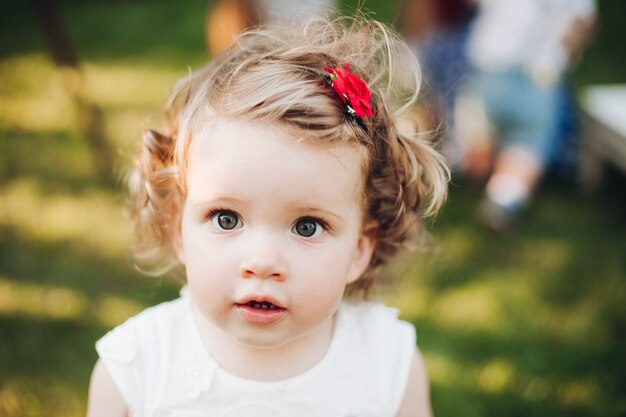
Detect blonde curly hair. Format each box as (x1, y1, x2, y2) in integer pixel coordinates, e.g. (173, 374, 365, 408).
(128, 15, 449, 297)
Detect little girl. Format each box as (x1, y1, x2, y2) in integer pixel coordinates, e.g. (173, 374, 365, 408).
(87, 15, 448, 417)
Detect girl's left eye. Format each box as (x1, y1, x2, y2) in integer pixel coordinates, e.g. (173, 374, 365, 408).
(210, 210, 241, 231)
(292, 218, 325, 238)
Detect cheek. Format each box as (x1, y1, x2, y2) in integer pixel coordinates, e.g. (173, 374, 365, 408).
(293, 245, 354, 308)
(182, 216, 233, 269)
(181, 229, 236, 304)
(185, 255, 228, 303)
(295, 273, 345, 327)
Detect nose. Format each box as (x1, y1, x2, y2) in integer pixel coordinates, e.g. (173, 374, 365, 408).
(238, 233, 287, 281)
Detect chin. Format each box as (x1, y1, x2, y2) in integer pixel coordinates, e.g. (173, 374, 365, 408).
(232, 329, 294, 350)
(234, 317, 332, 353)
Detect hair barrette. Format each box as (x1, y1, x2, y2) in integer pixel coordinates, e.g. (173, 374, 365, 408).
(324, 64, 373, 119)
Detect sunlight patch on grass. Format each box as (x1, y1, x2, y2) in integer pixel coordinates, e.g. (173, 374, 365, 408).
(424, 352, 463, 385)
(384, 273, 431, 320)
(0, 376, 85, 417)
(105, 108, 157, 153)
(509, 373, 597, 408)
(0, 55, 74, 133)
(95, 295, 144, 328)
(0, 179, 129, 256)
(82, 63, 183, 109)
(478, 359, 514, 394)
(430, 280, 505, 332)
(426, 349, 598, 408)
(426, 352, 516, 394)
(556, 379, 598, 408)
(0, 277, 87, 321)
(0, 55, 58, 97)
(0, 95, 74, 133)
(0, 54, 181, 136)
(0, 277, 144, 329)
(0, 381, 43, 417)
(484, 274, 606, 344)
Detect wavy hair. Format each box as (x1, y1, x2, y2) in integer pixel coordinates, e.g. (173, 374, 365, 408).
(128, 15, 449, 297)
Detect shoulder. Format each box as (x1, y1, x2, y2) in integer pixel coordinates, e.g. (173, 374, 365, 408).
(338, 302, 418, 414)
(340, 301, 415, 336)
(86, 358, 128, 417)
(96, 295, 189, 360)
(340, 302, 416, 359)
(94, 295, 191, 414)
(394, 348, 433, 417)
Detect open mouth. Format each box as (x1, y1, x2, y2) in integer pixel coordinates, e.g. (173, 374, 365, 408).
(235, 298, 287, 324)
(244, 301, 280, 310)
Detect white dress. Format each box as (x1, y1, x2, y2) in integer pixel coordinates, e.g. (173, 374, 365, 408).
(96, 292, 416, 417)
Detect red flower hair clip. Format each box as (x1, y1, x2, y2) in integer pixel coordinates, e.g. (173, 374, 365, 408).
(324, 64, 373, 118)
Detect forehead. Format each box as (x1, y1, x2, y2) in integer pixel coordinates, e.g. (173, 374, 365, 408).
(186, 119, 365, 207)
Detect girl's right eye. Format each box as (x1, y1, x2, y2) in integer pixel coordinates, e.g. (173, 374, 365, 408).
(210, 210, 241, 231)
(292, 217, 326, 239)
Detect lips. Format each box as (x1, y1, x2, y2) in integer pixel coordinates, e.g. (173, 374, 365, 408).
(235, 295, 287, 325)
(236, 295, 285, 309)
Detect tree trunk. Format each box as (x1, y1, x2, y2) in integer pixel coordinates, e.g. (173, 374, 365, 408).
(31, 0, 116, 184)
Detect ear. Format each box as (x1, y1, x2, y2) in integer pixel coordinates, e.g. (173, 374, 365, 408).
(345, 224, 377, 284)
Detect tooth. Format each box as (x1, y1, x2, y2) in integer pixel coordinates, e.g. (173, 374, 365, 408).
(261, 304, 268, 309)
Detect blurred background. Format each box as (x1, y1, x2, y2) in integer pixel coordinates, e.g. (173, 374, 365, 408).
(0, 0, 624, 416)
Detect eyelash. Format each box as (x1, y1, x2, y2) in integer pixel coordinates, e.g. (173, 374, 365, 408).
(299, 216, 329, 231)
(207, 208, 234, 219)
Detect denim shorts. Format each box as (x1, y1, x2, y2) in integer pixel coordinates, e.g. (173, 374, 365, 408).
(466, 67, 561, 163)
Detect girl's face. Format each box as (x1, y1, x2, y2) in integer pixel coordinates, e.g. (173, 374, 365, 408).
(179, 119, 375, 352)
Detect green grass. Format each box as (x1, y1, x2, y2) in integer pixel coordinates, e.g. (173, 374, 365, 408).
(388, 177, 626, 416)
(1, 1, 625, 416)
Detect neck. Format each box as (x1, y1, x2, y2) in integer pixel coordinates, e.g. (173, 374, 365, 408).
(191, 307, 336, 382)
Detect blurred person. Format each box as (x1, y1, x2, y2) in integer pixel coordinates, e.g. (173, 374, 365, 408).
(86, 16, 448, 416)
(206, 0, 337, 56)
(399, 0, 477, 166)
(454, 0, 596, 230)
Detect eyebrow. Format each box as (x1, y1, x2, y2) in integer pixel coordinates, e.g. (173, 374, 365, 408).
(189, 196, 245, 209)
(296, 207, 345, 223)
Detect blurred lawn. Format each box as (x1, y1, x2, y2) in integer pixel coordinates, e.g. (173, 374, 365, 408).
(1, 1, 625, 416)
